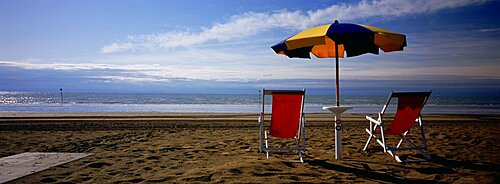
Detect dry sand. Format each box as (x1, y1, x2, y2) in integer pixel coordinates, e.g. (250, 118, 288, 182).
(0, 113, 499, 183)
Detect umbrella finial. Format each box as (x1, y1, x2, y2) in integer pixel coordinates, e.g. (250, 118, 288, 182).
(334, 20, 339, 24)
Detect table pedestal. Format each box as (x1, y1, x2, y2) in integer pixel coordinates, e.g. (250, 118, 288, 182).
(322, 106, 353, 160)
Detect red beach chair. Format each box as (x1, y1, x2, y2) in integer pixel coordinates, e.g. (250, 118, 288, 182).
(259, 89, 306, 163)
(363, 91, 432, 162)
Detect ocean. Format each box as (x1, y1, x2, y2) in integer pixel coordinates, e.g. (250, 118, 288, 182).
(0, 92, 499, 114)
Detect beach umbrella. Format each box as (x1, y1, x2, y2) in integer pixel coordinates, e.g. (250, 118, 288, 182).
(272, 20, 407, 106)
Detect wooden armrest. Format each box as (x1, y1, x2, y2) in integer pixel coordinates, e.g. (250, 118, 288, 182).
(366, 116, 381, 125)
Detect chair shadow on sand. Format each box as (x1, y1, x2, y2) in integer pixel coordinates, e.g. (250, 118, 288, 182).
(391, 153, 500, 174)
(307, 159, 435, 183)
(425, 154, 500, 173)
(306, 152, 500, 183)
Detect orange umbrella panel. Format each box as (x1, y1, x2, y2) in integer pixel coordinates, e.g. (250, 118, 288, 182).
(311, 38, 345, 58)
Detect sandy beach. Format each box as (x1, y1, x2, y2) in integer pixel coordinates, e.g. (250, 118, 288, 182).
(0, 112, 498, 183)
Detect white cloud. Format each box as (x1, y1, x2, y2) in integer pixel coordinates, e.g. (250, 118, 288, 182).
(478, 28, 500, 32)
(340, 64, 500, 79)
(91, 75, 170, 83)
(100, 43, 134, 54)
(100, 0, 488, 53)
(0, 59, 331, 82)
(3, 51, 499, 85)
(0, 61, 158, 71)
(0, 61, 177, 82)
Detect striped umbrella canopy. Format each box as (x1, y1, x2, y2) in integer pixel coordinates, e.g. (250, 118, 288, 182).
(271, 20, 407, 106)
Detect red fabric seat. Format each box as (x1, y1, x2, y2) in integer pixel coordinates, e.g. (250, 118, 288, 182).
(384, 96, 426, 135)
(269, 94, 303, 138)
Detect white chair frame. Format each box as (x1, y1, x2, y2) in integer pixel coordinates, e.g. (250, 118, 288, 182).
(364, 91, 432, 162)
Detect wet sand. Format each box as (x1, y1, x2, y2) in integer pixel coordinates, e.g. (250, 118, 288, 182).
(1, 113, 499, 183)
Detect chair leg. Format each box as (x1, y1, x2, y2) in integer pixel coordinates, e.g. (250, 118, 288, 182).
(363, 122, 372, 151)
(363, 129, 374, 151)
(387, 150, 402, 162)
(294, 138, 304, 163)
(396, 131, 408, 148)
(300, 118, 307, 163)
(302, 116, 307, 152)
(259, 119, 263, 153)
(264, 130, 269, 159)
(419, 117, 428, 150)
(363, 121, 377, 151)
(386, 133, 402, 162)
(419, 150, 432, 160)
(405, 138, 432, 161)
(380, 128, 387, 152)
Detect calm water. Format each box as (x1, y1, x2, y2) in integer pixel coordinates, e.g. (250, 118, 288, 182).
(0, 92, 499, 114)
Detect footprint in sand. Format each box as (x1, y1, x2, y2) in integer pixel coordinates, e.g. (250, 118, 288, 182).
(229, 168, 243, 175)
(40, 177, 57, 183)
(81, 176, 92, 181)
(88, 162, 112, 168)
(204, 145, 217, 149)
(182, 173, 214, 182)
(58, 172, 71, 177)
(278, 175, 298, 181)
(240, 145, 250, 149)
(183, 152, 194, 158)
(266, 168, 282, 172)
(147, 176, 175, 182)
(108, 170, 118, 176)
(281, 161, 295, 168)
(146, 156, 160, 160)
(122, 178, 144, 183)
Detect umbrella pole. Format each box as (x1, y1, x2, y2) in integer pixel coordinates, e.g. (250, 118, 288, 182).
(335, 43, 340, 107)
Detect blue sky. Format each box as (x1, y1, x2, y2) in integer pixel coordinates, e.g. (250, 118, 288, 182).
(1, 0, 500, 96)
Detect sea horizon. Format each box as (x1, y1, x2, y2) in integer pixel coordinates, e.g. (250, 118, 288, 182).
(1, 91, 499, 115)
